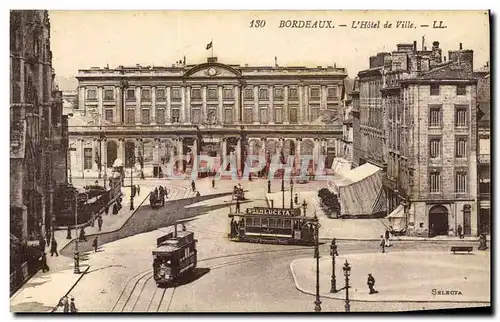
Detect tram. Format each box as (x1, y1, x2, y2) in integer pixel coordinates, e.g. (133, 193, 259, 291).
(152, 222, 197, 286)
(228, 207, 317, 245)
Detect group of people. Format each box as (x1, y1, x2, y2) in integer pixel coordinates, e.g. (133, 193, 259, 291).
(38, 230, 59, 272)
(57, 295, 78, 312)
(150, 186, 169, 207)
(380, 230, 392, 253)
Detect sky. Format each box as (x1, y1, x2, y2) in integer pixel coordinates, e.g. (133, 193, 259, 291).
(48, 10, 490, 89)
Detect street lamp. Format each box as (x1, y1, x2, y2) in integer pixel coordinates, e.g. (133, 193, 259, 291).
(281, 176, 285, 209)
(129, 156, 135, 210)
(305, 213, 322, 312)
(302, 199, 308, 216)
(330, 238, 339, 293)
(73, 193, 81, 274)
(290, 179, 294, 209)
(343, 259, 351, 312)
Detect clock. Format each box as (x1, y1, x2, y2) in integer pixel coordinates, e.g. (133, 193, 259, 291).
(208, 67, 217, 76)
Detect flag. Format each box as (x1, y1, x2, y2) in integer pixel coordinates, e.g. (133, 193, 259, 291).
(206, 41, 212, 50)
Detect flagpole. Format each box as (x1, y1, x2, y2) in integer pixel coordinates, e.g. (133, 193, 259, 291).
(211, 39, 213, 58)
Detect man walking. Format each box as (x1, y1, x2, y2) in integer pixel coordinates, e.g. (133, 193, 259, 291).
(136, 184, 140, 196)
(212, 177, 215, 189)
(191, 180, 196, 192)
(70, 298, 78, 313)
(236, 199, 241, 214)
(367, 274, 378, 294)
(97, 215, 103, 231)
(40, 252, 49, 272)
(458, 225, 464, 239)
(46, 230, 51, 246)
(380, 235, 386, 253)
(92, 237, 99, 252)
(385, 229, 391, 247)
(50, 238, 59, 257)
(39, 237, 46, 251)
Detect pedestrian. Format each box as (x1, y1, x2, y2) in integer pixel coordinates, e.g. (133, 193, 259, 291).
(105, 204, 110, 215)
(39, 237, 46, 251)
(191, 180, 196, 192)
(50, 238, 59, 257)
(267, 180, 271, 193)
(79, 227, 86, 242)
(98, 216, 103, 231)
(92, 237, 98, 252)
(385, 229, 391, 247)
(46, 230, 51, 246)
(113, 203, 119, 215)
(59, 296, 69, 312)
(367, 274, 378, 294)
(212, 178, 215, 189)
(380, 235, 385, 253)
(478, 233, 488, 250)
(66, 226, 72, 240)
(39, 252, 49, 272)
(131, 185, 136, 198)
(90, 212, 95, 227)
(458, 225, 464, 239)
(196, 191, 201, 197)
(236, 200, 241, 214)
(136, 184, 140, 196)
(294, 193, 299, 205)
(182, 223, 186, 231)
(70, 297, 78, 313)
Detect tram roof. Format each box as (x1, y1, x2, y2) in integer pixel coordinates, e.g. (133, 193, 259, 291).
(153, 244, 180, 253)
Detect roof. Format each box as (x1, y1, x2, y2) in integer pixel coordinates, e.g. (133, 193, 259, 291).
(154, 244, 179, 253)
(418, 62, 474, 80)
(311, 109, 340, 125)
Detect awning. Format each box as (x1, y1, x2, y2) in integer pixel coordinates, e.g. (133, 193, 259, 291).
(330, 157, 352, 177)
(329, 163, 386, 217)
(387, 205, 405, 218)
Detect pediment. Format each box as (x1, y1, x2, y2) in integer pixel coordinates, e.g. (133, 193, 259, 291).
(184, 63, 241, 78)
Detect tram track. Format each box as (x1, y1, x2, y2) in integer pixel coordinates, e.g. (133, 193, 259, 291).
(112, 246, 312, 312)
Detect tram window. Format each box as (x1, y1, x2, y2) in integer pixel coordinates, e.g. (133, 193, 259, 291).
(269, 219, 276, 227)
(284, 219, 292, 228)
(246, 217, 253, 226)
(253, 218, 260, 226)
(261, 218, 269, 227)
(276, 219, 283, 227)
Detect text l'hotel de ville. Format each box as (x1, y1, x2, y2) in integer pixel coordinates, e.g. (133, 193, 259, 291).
(249, 19, 448, 29)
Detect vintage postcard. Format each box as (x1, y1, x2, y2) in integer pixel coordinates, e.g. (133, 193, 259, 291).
(9, 10, 491, 313)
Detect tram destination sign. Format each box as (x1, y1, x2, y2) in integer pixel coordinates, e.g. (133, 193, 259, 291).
(246, 207, 301, 217)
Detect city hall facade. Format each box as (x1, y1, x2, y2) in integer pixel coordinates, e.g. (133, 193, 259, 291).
(68, 57, 345, 179)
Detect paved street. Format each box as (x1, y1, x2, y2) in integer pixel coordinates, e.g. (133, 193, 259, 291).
(11, 178, 490, 312)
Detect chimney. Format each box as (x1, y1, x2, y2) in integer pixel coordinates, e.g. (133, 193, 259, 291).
(460, 43, 463, 50)
(174, 223, 178, 238)
(413, 41, 417, 53)
(424, 46, 427, 51)
(334, 63, 337, 68)
(275, 56, 278, 67)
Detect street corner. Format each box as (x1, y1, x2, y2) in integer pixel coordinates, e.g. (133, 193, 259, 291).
(289, 251, 490, 303)
(10, 265, 90, 313)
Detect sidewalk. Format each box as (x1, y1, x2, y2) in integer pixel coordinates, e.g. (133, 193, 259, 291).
(10, 265, 91, 312)
(290, 251, 491, 303)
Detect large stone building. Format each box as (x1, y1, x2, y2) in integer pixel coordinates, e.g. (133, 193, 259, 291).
(475, 62, 490, 234)
(68, 57, 345, 180)
(10, 10, 67, 243)
(354, 41, 479, 237)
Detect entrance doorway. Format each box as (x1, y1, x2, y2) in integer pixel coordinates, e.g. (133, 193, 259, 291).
(428, 205, 449, 237)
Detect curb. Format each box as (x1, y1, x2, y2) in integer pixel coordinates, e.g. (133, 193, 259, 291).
(289, 261, 490, 304)
(49, 265, 91, 313)
(59, 192, 151, 255)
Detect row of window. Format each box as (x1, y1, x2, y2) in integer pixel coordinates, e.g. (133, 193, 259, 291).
(246, 217, 293, 228)
(104, 106, 305, 124)
(430, 83, 467, 96)
(429, 171, 468, 193)
(429, 137, 468, 159)
(86, 86, 340, 102)
(429, 105, 468, 127)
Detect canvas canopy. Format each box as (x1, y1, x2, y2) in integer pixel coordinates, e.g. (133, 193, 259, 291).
(386, 205, 406, 232)
(328, 163, 386, 217)
(330, 157, 352, 177)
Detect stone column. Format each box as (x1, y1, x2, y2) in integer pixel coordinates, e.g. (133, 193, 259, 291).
(115, 85, 121, 123)
(153, 138, 159, 163)
(253, 85, 259, 124)
(151, 86, 156, 125)
(80, 138, 85, 178)
(218, 85, 224, 125)
(221, 138, 227, 165)
(102, 139, 108, 172)
(321, 85, 327, 110)
(181, 87, 186, 123)
(236, 138, 242, 173)
(166, 87, 172, 124)
(284, 86, 289, 124)
(298, 85, 304, 124)
(202, 86, 207, 122)
(98, 86, 103, 117)
(192, 138, 198, 172)
(135, 86, 141, 125)
(269, 85, 274, 124)
(303, 85, 309, 122)
(169, 140, 175, 168)
(234, 85, 240, 124)
(92, 138, 98, 171)
(118, 138, 125, 165)
(186, 86, 192, 124)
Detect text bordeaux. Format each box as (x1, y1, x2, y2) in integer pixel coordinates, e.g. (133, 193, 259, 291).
(279, 20, 335, 29)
